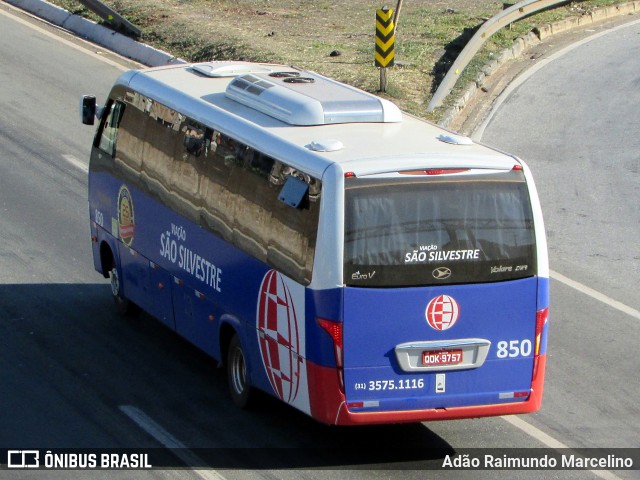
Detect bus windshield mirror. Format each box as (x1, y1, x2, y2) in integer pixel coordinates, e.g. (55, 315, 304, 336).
(80, 95, 97, 125)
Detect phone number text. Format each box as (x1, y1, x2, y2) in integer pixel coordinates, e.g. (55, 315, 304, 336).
(354, 379, 425, 391)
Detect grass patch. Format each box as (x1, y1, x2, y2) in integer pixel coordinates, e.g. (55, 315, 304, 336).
(45, 0, 632, 121)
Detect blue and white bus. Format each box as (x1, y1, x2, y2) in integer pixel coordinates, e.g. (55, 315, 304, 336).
(81, 61, 549, 425)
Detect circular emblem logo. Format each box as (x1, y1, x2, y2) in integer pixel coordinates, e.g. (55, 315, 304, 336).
(425, 295, 460, 331)
(117, 185, 135, 247)
(256, 270, 301, 403)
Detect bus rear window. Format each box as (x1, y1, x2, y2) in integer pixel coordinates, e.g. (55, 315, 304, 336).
(344, 171, 536, 287)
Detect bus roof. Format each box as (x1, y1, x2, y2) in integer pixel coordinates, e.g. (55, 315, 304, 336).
(114, 61, 517, 179)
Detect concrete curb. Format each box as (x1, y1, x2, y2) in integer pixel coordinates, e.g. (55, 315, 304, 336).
(3, 0, 185, 67)
(439, 1, 640, 128)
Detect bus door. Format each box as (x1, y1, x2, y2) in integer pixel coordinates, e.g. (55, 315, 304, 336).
(114, 185, 175, 330)
(341, 169, 542, 414)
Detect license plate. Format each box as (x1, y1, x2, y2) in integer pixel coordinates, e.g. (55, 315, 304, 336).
(422, 349, 463, 366)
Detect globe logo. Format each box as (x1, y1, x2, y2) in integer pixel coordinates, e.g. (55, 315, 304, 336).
(425, 294, 460, 331)
(256, 270, 301, 403)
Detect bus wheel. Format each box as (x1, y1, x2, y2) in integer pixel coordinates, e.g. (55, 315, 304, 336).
(109, 267, 138, 316)
(227, 334, 252, 408)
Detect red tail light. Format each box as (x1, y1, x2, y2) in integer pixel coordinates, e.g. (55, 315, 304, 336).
(532, 307, 548, 380)
(317, 318, 344, 392)
(400, 168, 470, 176)
(425, 168, 469, 175)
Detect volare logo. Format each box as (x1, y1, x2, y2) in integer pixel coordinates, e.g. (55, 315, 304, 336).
(432, 267, 452, 280)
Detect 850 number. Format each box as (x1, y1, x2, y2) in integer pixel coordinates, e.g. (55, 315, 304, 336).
(496, 339, 532, 358)
(94, 209, 104, 228)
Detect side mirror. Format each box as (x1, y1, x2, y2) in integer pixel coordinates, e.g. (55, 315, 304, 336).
(278, 175, 309, 209)
(80, 95, 97, 125)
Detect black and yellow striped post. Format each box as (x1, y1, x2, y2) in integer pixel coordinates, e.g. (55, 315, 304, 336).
(375, 7, 395, 92)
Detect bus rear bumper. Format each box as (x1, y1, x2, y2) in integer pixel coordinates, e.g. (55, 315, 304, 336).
(308, 355, 546, 426)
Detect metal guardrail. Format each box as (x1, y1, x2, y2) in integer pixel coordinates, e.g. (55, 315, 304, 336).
(427, 0, 571, 112)
(76, 0, 141, 37)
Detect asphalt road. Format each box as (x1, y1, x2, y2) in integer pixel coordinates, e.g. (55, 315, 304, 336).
(479, 13, 640, 461)
(0, 3, 637, 480)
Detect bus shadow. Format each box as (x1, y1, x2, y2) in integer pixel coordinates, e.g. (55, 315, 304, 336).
(0, 282, 455, 469)
(201, 408, 456, 469)
(212, 387, 455, 469)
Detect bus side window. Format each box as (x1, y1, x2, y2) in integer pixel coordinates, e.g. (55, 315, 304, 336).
(96, 101, 125, 157)
(249, 150, 275, 178)
(181, 122, 209, 158)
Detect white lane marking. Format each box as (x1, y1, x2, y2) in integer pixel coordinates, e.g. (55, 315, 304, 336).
(119, 405, 227, 480)
(475, 17, 640, 478)
(550, 270, 640, 321)
(502, 268, 637, 480)
(62, 154, 88, 173)
(501, 415, 566, 449)
(501, 416, 623, 480)
(0, 5, 129, 71)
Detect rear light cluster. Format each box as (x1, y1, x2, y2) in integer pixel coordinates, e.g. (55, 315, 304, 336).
(317, 318, 344, 392)
(353, 166, 523, 177)
(400, 168, 470, 176)
(532, 307, 549, 380)
(425, 168, 469, 175)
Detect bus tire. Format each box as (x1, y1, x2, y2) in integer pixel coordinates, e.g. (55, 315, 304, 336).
(109, 266, 138, 317)
(227, 334, 252, 408)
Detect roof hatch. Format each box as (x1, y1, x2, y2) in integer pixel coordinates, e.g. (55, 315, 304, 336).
(225, 70, 402, 126)
(437, 133, 474, 145)
(191, 61, 278, 78)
